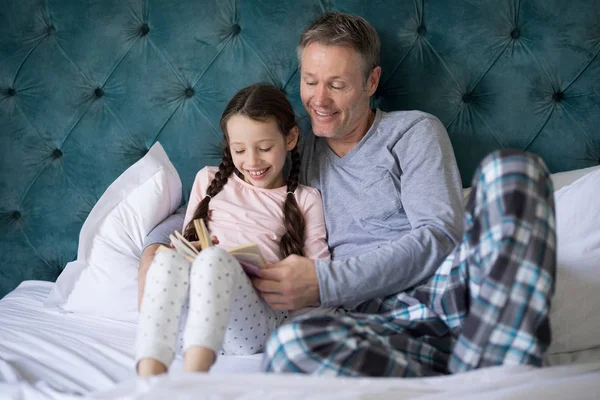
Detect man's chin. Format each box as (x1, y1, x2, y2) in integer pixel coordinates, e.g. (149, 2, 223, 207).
(310, 126, 337, 138)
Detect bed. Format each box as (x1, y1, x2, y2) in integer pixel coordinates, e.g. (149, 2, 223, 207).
(1, 0, 600, 399)
(2, 281, 600, 399)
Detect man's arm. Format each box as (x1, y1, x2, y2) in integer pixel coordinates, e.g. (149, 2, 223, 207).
(255, 117, 464, 310)
(137, 205, 186, 310)
(317, 117, 464, 309)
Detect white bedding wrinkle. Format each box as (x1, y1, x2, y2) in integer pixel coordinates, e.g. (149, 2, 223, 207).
(1, 281, 136, 395)
(92, 362, 600, 400)
(0, 281, 263, 399)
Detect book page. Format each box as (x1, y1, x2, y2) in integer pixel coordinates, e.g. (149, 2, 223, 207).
(228, 242, 265, 276)
(193, 219, 213, 250)
(169, 232, 197, 262)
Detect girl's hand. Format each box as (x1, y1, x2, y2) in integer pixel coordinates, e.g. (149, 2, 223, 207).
(189, 236, 219, 251)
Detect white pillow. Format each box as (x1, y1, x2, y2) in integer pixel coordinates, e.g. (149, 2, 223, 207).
(550, 165, 600, 191)
(461, 165, 600, 202)
(45, 142, 182, 323)
(547, 167, 600, 355)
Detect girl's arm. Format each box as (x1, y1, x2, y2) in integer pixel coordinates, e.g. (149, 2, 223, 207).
(183, 167, 212, 230)
(300, 188, 330, 261)
(137, 206, 186, 310)
(137, 244, 161, 311)
(250, 188, 328, 311)
(138, 167, 212, 311)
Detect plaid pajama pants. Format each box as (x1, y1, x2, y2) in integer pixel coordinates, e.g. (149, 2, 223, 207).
(262, 149, 556, 377)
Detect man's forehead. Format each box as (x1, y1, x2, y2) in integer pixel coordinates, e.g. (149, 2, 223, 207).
(302, 43, 359, 59)
(302, 71, 344, 79)
(300, 44, 361, 77)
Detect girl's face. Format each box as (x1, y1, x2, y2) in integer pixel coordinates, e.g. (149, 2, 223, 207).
(227, 114, 298, 189)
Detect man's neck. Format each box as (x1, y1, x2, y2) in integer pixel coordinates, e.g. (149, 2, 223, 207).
(326, 110, 376, 158)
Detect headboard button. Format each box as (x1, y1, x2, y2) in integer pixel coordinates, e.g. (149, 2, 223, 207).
(552, 91, 564, 102)
(417, 25, 427, 36)
(52, 149, 63, 159)
(140, 23, 150, 36)
(511, 28, 520, 39)
(8, 88, 16, 96)
(185, 88, 195, 98)
(94, 88, 104, 98)
(231, 24, 241, 35)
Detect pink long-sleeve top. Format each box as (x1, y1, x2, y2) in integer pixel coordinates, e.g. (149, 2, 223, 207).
(183, 167, 330, 263)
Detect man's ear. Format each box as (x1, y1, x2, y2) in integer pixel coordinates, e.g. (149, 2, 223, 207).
(287, 126, 299, 151)
(366, 66, 382, 97)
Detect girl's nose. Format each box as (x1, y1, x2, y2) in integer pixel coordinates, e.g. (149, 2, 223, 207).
(247, 150, 259, 166)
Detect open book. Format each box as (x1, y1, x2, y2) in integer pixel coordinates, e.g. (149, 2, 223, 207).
(158, 219, 266, 277)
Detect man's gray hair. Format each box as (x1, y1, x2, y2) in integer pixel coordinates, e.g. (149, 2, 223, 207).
(298, 12, 381, 81)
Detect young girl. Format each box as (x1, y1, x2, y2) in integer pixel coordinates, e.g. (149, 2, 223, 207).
(135, 84, 330, 376)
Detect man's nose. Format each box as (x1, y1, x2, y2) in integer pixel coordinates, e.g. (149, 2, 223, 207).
(313, 84, 330, 107)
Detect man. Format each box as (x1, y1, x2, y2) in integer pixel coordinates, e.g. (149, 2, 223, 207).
(142, 12, 556, 377)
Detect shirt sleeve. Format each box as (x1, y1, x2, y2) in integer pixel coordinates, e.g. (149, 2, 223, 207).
(183, 167, 211, 230)
(315, 117, 464, 309)
(300, 189, 331, 261)
(142, 205, 187, 250)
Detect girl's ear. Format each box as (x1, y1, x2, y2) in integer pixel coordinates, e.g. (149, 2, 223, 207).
(287, 126, 299, 151)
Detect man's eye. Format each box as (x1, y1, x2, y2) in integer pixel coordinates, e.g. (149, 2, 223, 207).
(331, 85, 345, 90)
(259, 147, 272, 152)
(305, 81, 317, 86)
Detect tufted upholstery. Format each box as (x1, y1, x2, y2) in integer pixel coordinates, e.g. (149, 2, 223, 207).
(1, 0, 599, 297)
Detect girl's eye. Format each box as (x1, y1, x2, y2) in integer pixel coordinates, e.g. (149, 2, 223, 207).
(234, 150, 245, 154)
(259, 147, 272, 152)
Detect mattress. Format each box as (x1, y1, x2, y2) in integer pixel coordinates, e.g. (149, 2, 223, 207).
(1, 281, 599, 400)
(0, 281, 263, 399)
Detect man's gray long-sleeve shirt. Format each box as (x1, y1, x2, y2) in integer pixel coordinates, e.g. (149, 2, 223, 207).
(300, 109, 464, 309)
(145, 109, 464, 310)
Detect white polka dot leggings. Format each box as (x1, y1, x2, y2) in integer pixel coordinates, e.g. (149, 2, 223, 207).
(136, 246, 287, 368)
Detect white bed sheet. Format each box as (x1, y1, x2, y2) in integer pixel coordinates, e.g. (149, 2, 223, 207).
(96, 363, 600, 400)
(1, 281, 599, 400)
(0, 281, 262, 399)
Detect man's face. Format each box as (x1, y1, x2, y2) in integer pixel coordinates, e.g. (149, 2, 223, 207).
(300, 42, 380, 141)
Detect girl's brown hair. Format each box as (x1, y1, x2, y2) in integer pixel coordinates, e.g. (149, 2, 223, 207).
(183, 84, 305, 258)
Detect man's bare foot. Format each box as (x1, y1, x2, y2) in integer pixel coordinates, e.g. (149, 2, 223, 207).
(137, 358, 167, 377)
(183, 346, 216, 372)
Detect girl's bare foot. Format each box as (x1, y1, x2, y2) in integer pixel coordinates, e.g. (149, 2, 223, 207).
(137, 358, 167, 377)
(183, 346, 216, 372)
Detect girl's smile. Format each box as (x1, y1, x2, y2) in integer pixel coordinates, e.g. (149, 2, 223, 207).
(227, 114, 298, 190)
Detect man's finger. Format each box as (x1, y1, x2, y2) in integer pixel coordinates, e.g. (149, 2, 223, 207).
(256, 267, 284, 281)
(261, 293, 290, 310)
(251, 278, 282, 293)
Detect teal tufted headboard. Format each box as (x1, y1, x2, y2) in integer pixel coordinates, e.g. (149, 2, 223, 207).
(1, 0, 599, 297)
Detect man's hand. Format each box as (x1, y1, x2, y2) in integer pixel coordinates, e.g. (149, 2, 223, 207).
(251, 255, 320, 311)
